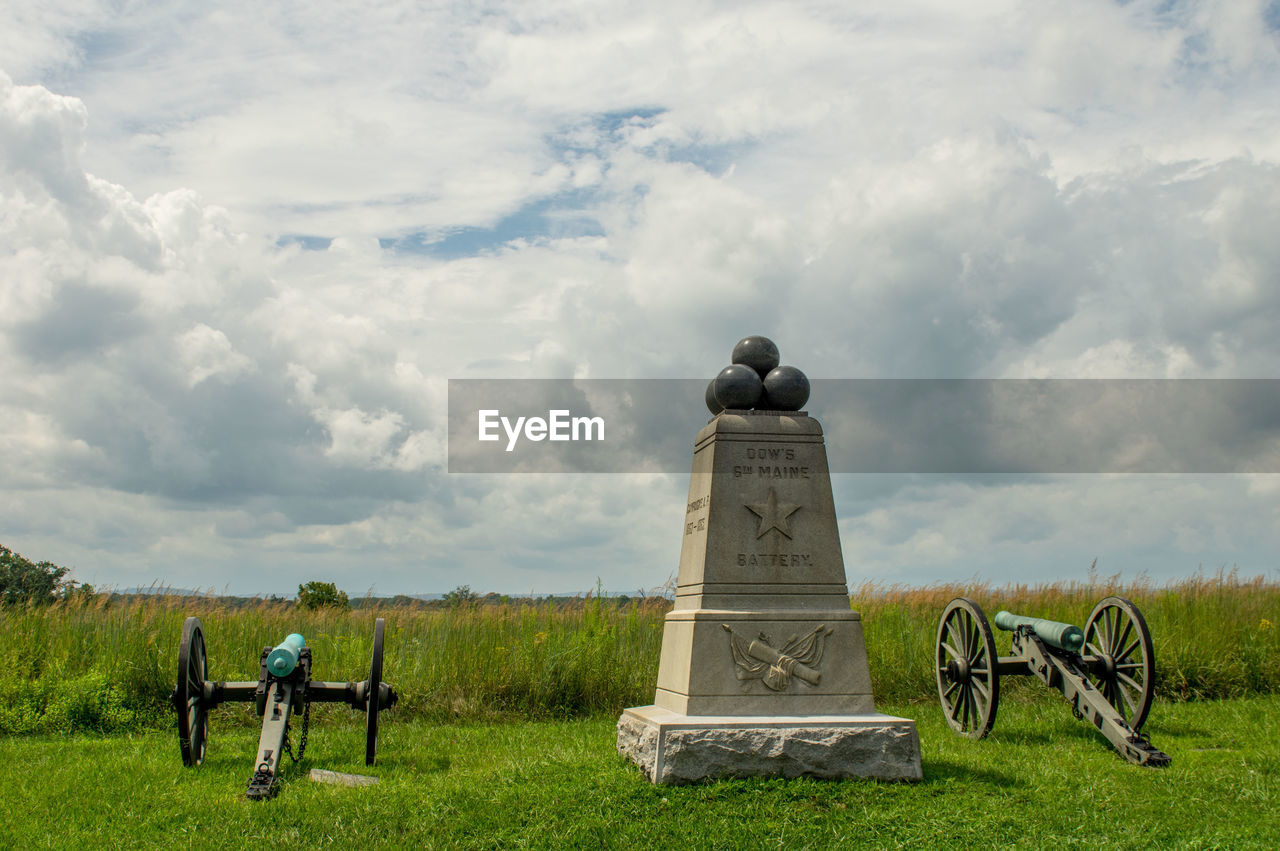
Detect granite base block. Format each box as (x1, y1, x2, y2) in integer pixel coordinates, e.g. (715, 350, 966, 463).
(617, 705, 923, 785)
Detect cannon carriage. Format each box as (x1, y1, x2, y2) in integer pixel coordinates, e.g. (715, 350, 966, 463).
(935, 596, 1170, 767)
(172, 616, 398, 798)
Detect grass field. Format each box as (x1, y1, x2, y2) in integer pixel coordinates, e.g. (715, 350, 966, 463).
(0, 696, 1276, 848)
(1, 571, 1276, 733)
(1, 573, 1277, 846)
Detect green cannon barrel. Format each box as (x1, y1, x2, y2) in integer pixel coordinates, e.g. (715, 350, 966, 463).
(994, 611, 1084, 653)
(266, 633, 306, 677)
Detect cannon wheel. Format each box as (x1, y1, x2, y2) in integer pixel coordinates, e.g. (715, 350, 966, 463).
(1084, 596, 1155, 731)
(936, 598, 1000, 739)
(365, 618, 385, 766)
(174, 616, 209, 767)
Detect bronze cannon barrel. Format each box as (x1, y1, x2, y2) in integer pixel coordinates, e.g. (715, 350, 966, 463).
(994, 611, 1084, 653)
(265, 633, 306, 677)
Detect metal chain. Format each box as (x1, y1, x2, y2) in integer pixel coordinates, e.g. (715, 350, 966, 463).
(297, 698, 310, 760)
(281, 699, 311, 763)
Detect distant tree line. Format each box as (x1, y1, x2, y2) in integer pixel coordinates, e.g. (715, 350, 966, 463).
(2, 545, 663, 611)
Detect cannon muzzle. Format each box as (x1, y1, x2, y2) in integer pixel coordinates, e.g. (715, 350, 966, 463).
(266, 633, 306, 677)
(994, 611, 1084, 653)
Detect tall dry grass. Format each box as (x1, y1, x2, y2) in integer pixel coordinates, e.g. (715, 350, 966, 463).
(1, 571, 1276, 734)
(0, 592, 669, 733)
(853, 568, 1280, 705)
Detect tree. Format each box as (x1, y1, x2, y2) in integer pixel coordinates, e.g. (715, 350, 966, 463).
(1, 545, 90, 605)
(296, 580, 350, 610)
(443, 584, 479, 607)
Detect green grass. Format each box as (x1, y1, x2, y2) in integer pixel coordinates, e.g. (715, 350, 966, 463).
(4, 573, 1273, 845)
(1, 696, 1276, 848)
(2, 571, 1277, 734)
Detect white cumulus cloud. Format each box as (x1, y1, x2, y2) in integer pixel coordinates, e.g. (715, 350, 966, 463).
(2, 2, 1279, 594)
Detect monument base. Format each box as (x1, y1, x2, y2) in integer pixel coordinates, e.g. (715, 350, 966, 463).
(617, 705, 923, 785)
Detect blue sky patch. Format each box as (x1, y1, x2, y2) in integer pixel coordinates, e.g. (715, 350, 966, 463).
(276, 235, 334, 251)
(380, 189, 605, 258)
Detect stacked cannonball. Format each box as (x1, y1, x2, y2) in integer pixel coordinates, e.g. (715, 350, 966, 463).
(706, 336, 810, 415)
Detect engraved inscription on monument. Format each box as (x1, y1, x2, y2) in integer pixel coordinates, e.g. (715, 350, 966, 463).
(736, 552, 812, 567)
(684, 494, 709, 536)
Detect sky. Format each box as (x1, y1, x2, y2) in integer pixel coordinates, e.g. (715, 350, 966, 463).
(2, 1, 1279, 596)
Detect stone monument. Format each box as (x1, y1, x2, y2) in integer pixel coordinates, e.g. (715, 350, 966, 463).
(617, 337, 923, 784)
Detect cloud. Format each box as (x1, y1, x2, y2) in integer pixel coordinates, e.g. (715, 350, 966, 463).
(837, 473, 1280, 586)
(176, 323, 253, 386)
(2, 70, 423, 515)
(1, 2, 1279, 594)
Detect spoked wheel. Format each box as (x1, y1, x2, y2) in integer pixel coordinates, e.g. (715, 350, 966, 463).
(365, 617, 385, 766)
(1083, 596, 1155, 731)
(936, 598, 1001, 739)
(173, 616, 210, 767)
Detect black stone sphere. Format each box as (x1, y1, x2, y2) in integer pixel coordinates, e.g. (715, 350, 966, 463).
(713, 364, 764, 410)
(761, 365, 809, 410)
(731, 336, 780, 377)
(705, 379, 725, 415)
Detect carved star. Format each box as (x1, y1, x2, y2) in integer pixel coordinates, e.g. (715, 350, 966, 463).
(745, 488, 801, 539)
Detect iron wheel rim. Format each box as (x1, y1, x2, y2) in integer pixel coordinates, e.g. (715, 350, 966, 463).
(365, 617, 385, 766)
(175, 616, 208, 767)
(1083, 595, 1155, 731)
(936, 597, 1000, 739)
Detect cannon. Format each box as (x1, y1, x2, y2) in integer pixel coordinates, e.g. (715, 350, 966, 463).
(934, 596, 1170, 767)
(171, 616, 398, 799)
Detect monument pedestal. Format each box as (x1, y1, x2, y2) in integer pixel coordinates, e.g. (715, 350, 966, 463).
(618, 706, 921, 785)
(618, 411, 922, 784)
